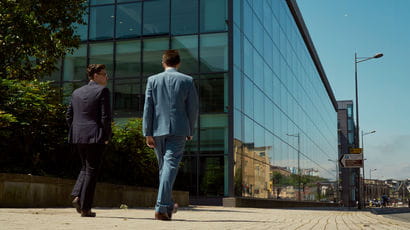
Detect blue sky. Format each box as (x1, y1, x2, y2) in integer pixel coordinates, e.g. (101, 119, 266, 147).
(297, 0, 410, 180)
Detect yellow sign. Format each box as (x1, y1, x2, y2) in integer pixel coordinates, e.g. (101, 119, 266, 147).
(349, 148, 362, 154)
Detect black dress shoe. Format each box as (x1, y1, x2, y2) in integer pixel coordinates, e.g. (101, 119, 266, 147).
(155, 212, 170, 221)
(72, 197, 81, 214)
(81, 210, 96, 217)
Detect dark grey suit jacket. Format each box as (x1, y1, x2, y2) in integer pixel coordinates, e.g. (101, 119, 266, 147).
(66, 81, 112, 144)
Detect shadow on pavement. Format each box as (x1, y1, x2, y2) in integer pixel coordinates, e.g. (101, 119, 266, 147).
(170, 219, 273, 223)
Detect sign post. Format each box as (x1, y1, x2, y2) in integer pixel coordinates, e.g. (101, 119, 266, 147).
(349, 148, 363, 154)
(340, 154, 363, 168)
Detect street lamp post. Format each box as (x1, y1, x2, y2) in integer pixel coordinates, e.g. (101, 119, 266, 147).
(328, 159, 339, 201)
(362, 130, 376, 206)
(287, 133, 301, 201)
(369, 168, 377, 201)
(354, 52, 383, 209)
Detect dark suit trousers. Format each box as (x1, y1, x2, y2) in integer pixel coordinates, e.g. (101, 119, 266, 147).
(71, 144, 105, 211)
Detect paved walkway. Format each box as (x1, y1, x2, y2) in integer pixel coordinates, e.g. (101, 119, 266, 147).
(1, 206, 410, 230)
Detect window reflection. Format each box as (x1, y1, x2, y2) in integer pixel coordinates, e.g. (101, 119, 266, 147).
(89, 43, 114, 75)
(171, 0, 198, 35)
(199, 114, 227, 155)
(171, 35, 198, 74)
(200, 33, 228, 72)
(200, 0, 227, 33)
(116, 3, 142, 39)
(90, 0, 114, 5)
(74, 11, 88, 41)
(143, 0, 169, 36)
(89, 5, 114, 40)
(113, 78, 141, 117)
(199, 156, 225, 196)
(116, 40, 141, 78)
(199, 74, 226, 113)
(174, 156, 198, 197)
(64, 45, 87, 81)
(142, 37, 169, 76)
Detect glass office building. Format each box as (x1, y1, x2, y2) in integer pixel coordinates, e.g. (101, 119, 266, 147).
(48, 0, 338, 201)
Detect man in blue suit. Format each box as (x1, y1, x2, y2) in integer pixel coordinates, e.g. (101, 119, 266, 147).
(143, 50, 198, 220)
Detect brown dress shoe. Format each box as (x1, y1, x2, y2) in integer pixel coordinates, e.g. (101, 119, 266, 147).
(155, 212, 170, 221)
(81, 210, 96, 217)
(72, 197, 81, 214)
(168, 203, 179, 219)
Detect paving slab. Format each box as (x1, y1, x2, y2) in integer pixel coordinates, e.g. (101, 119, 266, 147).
(1, 206, 410, 230)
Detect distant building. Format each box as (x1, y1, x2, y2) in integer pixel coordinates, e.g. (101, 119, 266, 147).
(364, 179, 389, 201)
(337, 100, 359, 207)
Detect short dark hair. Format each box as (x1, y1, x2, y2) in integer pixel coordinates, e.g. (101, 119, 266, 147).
(87, 64, 106, 80)
(162, 50, 180, 67)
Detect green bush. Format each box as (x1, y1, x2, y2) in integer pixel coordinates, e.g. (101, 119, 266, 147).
(101, 118, 158, 187)
(0, 79, 158, 187)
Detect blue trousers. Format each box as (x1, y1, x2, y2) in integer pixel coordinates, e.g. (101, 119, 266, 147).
(153, 135, 186, 214)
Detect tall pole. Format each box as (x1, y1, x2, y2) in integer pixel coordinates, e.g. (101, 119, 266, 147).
(362, 130, 365, 207)
(287, 133, 301, 201)
(355, 52, 362, 209)
(297, 133, 301, 201)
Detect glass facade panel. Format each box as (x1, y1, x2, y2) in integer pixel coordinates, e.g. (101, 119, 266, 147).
(116, 3, 142, 39)
(116, 40, 141, 78)
(142, 37, 169, 76)
(91, 0, 114, 5)
(199, 156, 225, 196)
(171, 35, 198, 74)
(74, 11, 88, 41)
(117, 0, 137, 3)
(143, 0, 169, 36)
(44, 60, 62, 82)
(200, 0, 228, 33)
(171, 0, 198, 35)
(113, 78, 140, 117)
(89, 43, 114, 74)
(63, 45, 87, 81)
(200, 33, 228, 73)
(199, 114, 228, 155)
(89, 5, 115, 40)
(199, 74, 226, 113)
(232, 0, 338, 200)
(174, 156, 197, 195)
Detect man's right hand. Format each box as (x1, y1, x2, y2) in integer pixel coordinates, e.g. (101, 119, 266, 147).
(186, 136, 193, 141)
(146, 136, 156, 148)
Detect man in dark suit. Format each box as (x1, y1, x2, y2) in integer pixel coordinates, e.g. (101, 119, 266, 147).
(66, 64, 112, 217)
(143, 50, 199, 220)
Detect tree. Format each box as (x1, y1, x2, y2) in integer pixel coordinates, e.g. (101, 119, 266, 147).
(0, 79, 69, 175)
(0, 0, 87, 176)
(272, 172, 289, 198)
(0, 0, 86, 80)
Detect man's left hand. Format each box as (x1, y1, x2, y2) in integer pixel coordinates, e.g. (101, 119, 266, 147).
(146, 136, 156, 148)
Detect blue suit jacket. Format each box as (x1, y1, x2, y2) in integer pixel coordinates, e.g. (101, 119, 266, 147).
(143, 68, 199, 137)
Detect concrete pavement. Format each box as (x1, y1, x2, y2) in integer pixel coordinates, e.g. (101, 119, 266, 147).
(1, 206, 410, 230)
